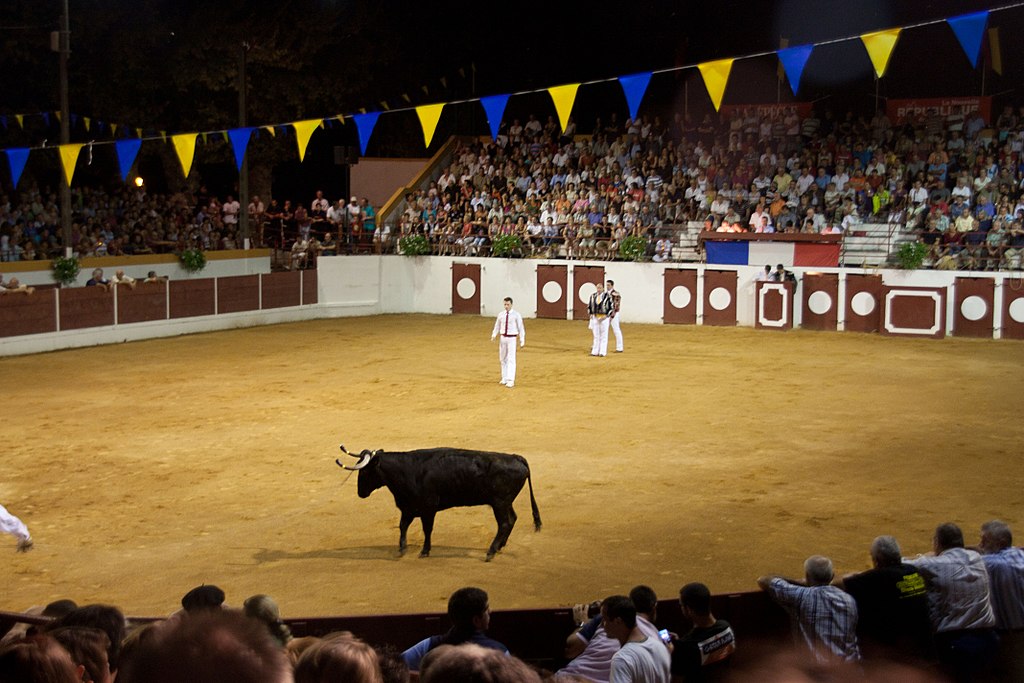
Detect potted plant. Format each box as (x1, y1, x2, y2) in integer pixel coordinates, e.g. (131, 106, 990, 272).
(618, 235, 647, 262)
(895, 240, 927, 270)
(398, 234, 431, 256)
(51, 255, 81, 287)
(490, 233, 522, 258)
(179, 248, 207, 273)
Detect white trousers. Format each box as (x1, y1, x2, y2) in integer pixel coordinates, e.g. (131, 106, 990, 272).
(0, 503, 30, 542)
(609, 314, 623, 352)
(591, 317, 610, 356)
(499, 336, 518, 383)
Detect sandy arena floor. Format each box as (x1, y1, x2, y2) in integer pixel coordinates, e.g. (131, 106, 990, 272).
(1, 315, 1022, 618)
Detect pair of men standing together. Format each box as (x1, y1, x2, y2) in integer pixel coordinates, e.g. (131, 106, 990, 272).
(490, 280, 623, 388)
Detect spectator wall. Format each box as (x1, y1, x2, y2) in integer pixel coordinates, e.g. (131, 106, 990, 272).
(4, 254, 1024, 357)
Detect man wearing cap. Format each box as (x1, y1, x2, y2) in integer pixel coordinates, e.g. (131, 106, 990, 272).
(181, 584, 226, 613)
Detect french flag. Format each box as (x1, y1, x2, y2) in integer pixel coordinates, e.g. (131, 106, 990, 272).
(705, 241, 839, 267)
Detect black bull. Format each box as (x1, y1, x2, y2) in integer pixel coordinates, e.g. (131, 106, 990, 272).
(337, 446, 541, 560)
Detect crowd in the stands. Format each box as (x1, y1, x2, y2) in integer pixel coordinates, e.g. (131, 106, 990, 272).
(2, 519, 1022, 682)
(3, 102, 1024, 269)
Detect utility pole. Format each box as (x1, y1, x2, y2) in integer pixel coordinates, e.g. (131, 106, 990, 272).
(57, 0, 72, 256)
(238, 41, 250, 249)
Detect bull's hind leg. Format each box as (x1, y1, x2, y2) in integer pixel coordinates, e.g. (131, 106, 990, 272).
(486, 504, 517, 561)
(419, 512, 435, 557)
(398, 511, 415, 556)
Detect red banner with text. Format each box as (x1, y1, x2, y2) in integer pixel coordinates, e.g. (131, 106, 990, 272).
(886, 96, 991, 125)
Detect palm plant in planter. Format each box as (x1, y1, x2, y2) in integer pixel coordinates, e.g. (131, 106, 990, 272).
(618, 235, 647, 262)
(179, 248, 207, 273)
(398, 234, 431, 256)
(51, 255, 81, 287)
(490, 233, 522, 258)
(895, 240, 927, 270)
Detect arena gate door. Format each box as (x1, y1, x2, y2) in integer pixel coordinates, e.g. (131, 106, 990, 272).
(702, 270, 737, 326)
(844, 273, 882, 333)
(662, 269, 698, 325)
(881, 286, 946, 339)
(951, 277, 994, 339)
(1001, 277, 1024, 340)
(801, 273, 839, 332)
(451, 263, 481, 314)
(755, 281, 794, 330)
(571, 266, 605, 321)
(535, 265, 568, 319)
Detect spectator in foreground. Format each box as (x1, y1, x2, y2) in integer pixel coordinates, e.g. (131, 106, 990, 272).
(243, 594, 293, 648)
(402, 587, 506, 673)
(837, 535, 933, 664)
(671, 582, 735, 683)
(758, 555, 861, 664)
(906, 523, 997, 682)
(117, 610, 292, 683)
(293, 633, 382, 683)
(600, 594, 670, 683)
(420, 643, 541, 683)
(978, 520, 1024, 680)
(0, 634, 81, 683)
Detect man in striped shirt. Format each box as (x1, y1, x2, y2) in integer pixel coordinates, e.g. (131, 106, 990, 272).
(758, 555, 861, 664)
(907, 522, 998, 682)
(979, 520, 1024, 680)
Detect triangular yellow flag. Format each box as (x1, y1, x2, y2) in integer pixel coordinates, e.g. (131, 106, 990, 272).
(547, 84, 580, 133)
(111, 123, 118, 137)
(334, 116, 345, 125)
(222, 131, 230, 142)
(136, 128, 143, 138)
(54, 111, 62, 123)
(172, 133, 198, 177)
(15, 115, 23, 129)
(84, 117, 91, 132)
(860, 29, 901, 78)
(58, 143, 84, 186)
(698, 59, 734, 111)
(160, 131, 167, 142)
(292, 119, 321, 162)
(264, 126, 276, 137)
(415, 103, 445, 148)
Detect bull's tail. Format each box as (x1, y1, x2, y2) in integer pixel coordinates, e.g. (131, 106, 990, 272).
(526, 468, 542, 531)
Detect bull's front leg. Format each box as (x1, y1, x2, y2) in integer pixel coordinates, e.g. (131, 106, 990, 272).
(419, 512, 435, 557)
(398, 511, 415, 556)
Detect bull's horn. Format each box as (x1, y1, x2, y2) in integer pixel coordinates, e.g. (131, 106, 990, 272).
(339, 450, 374, 471)
(339, 444, 352, 455)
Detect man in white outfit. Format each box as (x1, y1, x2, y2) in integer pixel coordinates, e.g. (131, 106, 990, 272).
(588, 282, 612, 357)
(606, 279, 623, 353)
(491, 297, 525, 388)
(0, 502, 33, 552)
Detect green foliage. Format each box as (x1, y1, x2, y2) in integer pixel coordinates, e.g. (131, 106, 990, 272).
(51, 256, 81, 286)
(179, 248, 208, 273)
(618, 235, 647, 262)
(491, 233, 522, 258)
(896, 240, 928, 270)
(398, 234, 431, 256)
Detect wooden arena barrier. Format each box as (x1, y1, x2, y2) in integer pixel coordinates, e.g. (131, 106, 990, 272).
(952, 277, 995, 339)
(703, 270, 738, 326)
(0, 289, 57, 337)
(571, 266, 605, 321)
(881, 286, 946, 339)
(169, 278, 216, 319)
(261, 271, 302, 310)
(117, 281, 168, 324)
(663, 268, 698, 325)
(217, 274, 260, 314)
(1002, 277, 1024, 340)
(301, 269, 318, 305)
(801, 273, 839, 331)
(755, 281, 794, 331)
(59, 286, 115, 331)
(536, 265, 567, 319)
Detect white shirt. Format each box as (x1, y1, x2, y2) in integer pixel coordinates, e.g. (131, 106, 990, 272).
(0, 503, 31, 543)
(491, 309, 525, 346)
(610, 635, 670, 683)
(908, 548, 996, 633)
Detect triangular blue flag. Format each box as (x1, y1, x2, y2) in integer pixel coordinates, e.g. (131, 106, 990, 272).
(947, 11, 988, 68)
(227, 127, 254, 171)
(618, 73, 652, 122)
(5, 148, 30, 188)
(778, 45, 814, 95)
(70, 113, 78, 128)
(0, 116, 6, 130)
(42, 112, 51, 127)
(114, 139, 142, 182)
(97, 121, 105, 134)
(479, 94, 510, 140)
(352, 112, 380, 156)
